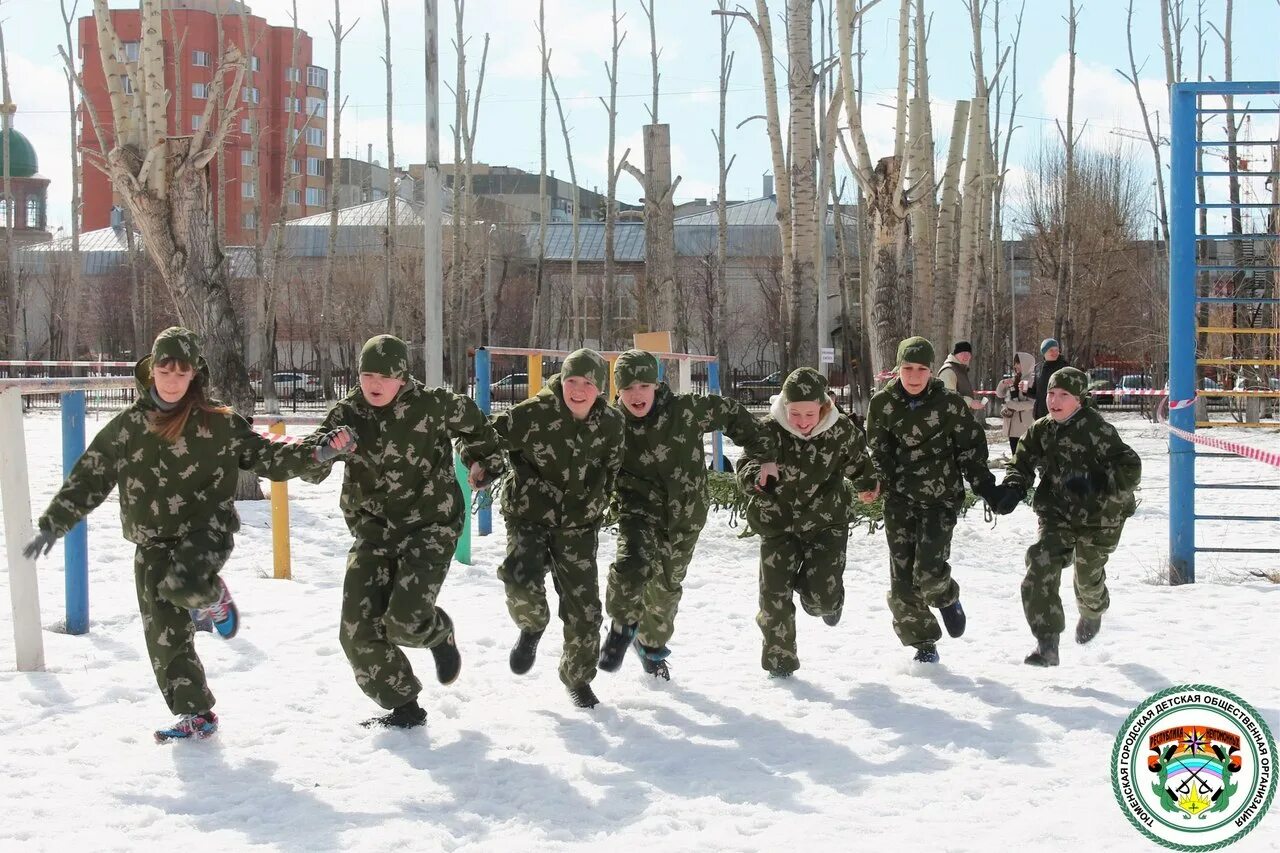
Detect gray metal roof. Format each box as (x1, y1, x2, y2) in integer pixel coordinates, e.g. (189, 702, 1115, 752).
(18, 226, 136, 275)
(278, 196, 434, 257)
(675, 196, 859, 227)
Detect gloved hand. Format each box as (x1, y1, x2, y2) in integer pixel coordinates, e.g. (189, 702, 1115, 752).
(314, 426, 357, 463)
(992, 483, 1024, 515)
(23, 529, 58, 560)
(1063, 470, 1108, 498)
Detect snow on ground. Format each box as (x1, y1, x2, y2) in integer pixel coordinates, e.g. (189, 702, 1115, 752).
(1, 412, 1277, 852)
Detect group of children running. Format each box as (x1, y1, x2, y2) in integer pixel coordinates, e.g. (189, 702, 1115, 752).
(24, 327, 1141, 740)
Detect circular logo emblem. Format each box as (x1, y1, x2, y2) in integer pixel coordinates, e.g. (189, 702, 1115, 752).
(1112, 685, 1275, 850)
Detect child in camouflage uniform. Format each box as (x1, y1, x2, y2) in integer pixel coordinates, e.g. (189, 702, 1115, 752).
(991, 366, 1141, 666)
(24, 327, 353, 742)
(492, 348, 625, 709)
(737, 367, 876, 678)
(863, 337, 1000, 664)
(598, 349, 778, 681)
(307, 334, 506, 729)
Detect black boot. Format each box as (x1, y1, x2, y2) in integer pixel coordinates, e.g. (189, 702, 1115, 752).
(430, 632, 462, 685)
(822, 608, 842, 627)
(632, 639, 671, 681)
(913, 642, 940, 663)
(597, 621, 636, 673)
(509, 629, 543, 675)
(567, 683, 600, 709)
(1076, 615, 1102, 645)
(361, 699, 427, 729)
(1024, 634, 1060, 667)
(939, 599, 966, 638)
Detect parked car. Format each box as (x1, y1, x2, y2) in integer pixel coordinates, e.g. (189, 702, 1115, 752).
(736, 371, 783, 403)
(1086, 367, 1117, 392)
(1116, 374, 1154, 405)
(490, 372, 530, 400)
(251, 371, 322, 401)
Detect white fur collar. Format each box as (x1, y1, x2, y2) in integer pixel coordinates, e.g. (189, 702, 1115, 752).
(770, 393, 841, 440)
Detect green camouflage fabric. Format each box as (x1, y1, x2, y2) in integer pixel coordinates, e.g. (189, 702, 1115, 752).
(307, 378, 505, 707)
(897, 336, 935, 367)
(737, 397, 873, 673)
(756, 526, 848, 674)
(492, 375, 626, 528)
(1046, 365, 1088, 398)
(1022, 520, 1120, 637)
(613, 349, 660, 388)
(499, 521, 603, 688)
(606, 383, 775, 646)
(560, 347, 610, 390)
(135, 529, 231, 714)
(781, 366, 828, 403)
(1001, 404, 1141, 528)
(359, 334, 411, 379)
(150, 326, 207, 372)
(883, 499, 959, 646)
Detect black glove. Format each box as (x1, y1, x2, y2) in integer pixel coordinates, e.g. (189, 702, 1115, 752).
(973, 480, 1001, 507)
(1063, 470, 1108, 498)
(993, 483, 1024, 515)
(314, 426, 357, 463)
(23, 529, 57, 560)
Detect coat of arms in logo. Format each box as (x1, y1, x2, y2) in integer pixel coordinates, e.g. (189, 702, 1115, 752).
(1112, 685, 1275, 850)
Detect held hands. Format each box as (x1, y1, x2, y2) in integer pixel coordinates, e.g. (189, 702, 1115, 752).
(976, 481, 1022, 515)
(468, 462, 500, 490)
(755, 462, 780, 494)
(1063, 470, 1108, 499)
(857, 482, 881, 504)
(23, 529, 57, 560)
(314, 426, 358, 463)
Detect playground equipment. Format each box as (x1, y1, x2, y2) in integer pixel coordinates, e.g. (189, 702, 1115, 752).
(1167, 81, 1280, 582)
(474, 346, 723, 536)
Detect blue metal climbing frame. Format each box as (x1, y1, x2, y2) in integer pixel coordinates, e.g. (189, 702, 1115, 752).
(1168, 81, 1280, 583)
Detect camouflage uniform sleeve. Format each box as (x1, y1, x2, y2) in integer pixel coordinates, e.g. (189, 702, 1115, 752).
(700, 394, 776, 462)
(1097, 420, 1142, 492)
(736, 419, 770, 496)
(296, 404, 349, 484)
(38, 414, 126, 537)
(446, 391, 506, 473)
(603, 413, 626, 499)
(1002, 420, 1041, 493)
(233, 414, 325, 482)
(951, 396, 995, 490)
(864, 395, 895, 484)
(843, 420, 877, 491)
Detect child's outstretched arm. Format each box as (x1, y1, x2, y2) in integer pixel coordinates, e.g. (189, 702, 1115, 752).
(35, 420, 124, 544)
(234, 415, 356, 481)
(445, 391, 506, 488)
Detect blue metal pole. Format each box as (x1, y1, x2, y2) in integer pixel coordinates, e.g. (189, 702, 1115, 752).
(475, 348, 493, 536)
(708, 361, 724, 473)
(61, 391, 89, 634)
(1168, 83, 1197, 585)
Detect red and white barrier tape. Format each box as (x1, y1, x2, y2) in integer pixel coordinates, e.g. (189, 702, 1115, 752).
(1165, 423, 1280, 468)
(0, 360, 134, 368)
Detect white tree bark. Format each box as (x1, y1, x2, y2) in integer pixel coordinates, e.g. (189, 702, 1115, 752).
(1052, 0, 1079, 343)
(381, 0, 397, 331)
(323, 1, 356, 399)
(933, 99, 970, 345)
(786, 0, 819, 367)
(528, 0, 548, 346)
(59, 1, 86, 359)
(599, 0, 625, 348)
(548, 66, 582, 344)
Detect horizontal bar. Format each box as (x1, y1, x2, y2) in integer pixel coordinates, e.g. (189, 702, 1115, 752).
(1196, 297, 1280, 305)
(1196, 233, 1280, 240)
(480, 346, 717, 362)
(1196, 421, 1280, 428)
(0, 377, 136, 394)
(1197, 327, 1280, 334)
(1194, 452, 1243, 458)
(1195, 391, 1280, 398)
(1196, 547, 1280, 554)
(1196, 483, 1280, 491)
(1195, 171, 1280, 177)
(1195, 515, 1280, 522)
(1195, 139, 1280, 147)
(1180, 81, 1280, 94)
(1195, 358, 1280, 366)
(1196, 107, 1280, 114)
(1195, 202, 1280, 208)
(1196, 265, 1280, 272)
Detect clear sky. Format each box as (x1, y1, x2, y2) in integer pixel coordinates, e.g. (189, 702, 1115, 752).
(3, 0, 1278, 234)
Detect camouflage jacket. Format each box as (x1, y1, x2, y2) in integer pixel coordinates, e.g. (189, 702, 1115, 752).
(1003, 404, 1141, 527)
(492, 375, 626, 529)
(308, 379, 505, 545)
(615, 383, 776, 531)
(864, 378, 994, 508)
(737, 395, 875, 537)
(38, 358, 323, 545)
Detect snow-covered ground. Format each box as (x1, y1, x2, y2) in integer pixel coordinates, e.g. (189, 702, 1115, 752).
(1, 412, 1277, 852)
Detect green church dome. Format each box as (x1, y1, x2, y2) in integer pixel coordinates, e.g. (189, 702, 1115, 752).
(0, 126, 38, 178)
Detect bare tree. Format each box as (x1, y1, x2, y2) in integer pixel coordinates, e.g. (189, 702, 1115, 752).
(599, 0, 626, 348)
(1, 23, 14, 356)
(712, 1, 737, 374)
(58, 1, 85, 359)
(323, 2, 357, 399)
(906, 0, 937, 348)
(381, 0, 397, 330)
(529, 0, 548, 346)
(547, 62, 582, 344)
(1052, 0, 1081, 343)
(1118, 0, 1169, 243)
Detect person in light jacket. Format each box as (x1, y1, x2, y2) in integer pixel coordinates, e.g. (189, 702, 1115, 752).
(996, 351, 1036, 453)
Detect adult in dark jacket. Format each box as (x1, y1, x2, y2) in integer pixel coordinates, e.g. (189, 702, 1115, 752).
(1031, 338, 1070, 419)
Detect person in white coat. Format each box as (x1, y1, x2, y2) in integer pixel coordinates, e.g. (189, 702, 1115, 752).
(996, 352, 1035, 453)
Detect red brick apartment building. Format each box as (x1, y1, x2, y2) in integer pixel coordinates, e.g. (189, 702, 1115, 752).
(78, 0, 329, 245)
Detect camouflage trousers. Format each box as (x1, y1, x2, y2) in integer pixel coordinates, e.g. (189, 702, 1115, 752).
(134, 530, 231, 715)
(339, 529, 457, 710)
(1022, 519, 1121, 637)
(883, 498, 959, 647)
(498, 519, 602, 688)
(605, 514, 701, 649)
(756, 525, 848, 674)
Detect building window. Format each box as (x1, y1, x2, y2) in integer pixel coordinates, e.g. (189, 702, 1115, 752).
(307, 66, 327, 89)
(305, 187, 326, 207)
(306, 126, 324, 147)
(290, 128, 303, 146)
(121, 41, 139, 62)
(288, 188, 301, 205)
(306, 157, 326, 177)
(242, 181, 256, 199)
(286, 67, 302, 83)
(289, 158, 301, 175)
(242, 211, 258, 229)
(26, 195, 45, 229)
(250, 56, 260, 72)
(306, 96, 326, 118)
(284, 96, 300, 113)
(241, 87, 260, 104)
(192, 50, 210, 67)
(241, 118, 253, 134)
(191, 114, 203, 131)
(241, 149, 256, 166)
(122, 75, 135, 95)
(192, 82, 209, 99)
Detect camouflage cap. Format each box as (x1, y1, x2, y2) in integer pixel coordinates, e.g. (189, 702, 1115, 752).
(561, 347, 609, 390)
(896, 336, 935, 367)
(151, 326, 203, 367)
(1047, 366, 1089, 399)
(359, 334, 411, 379)
(781, 366, 828, 403)
(613, 349, 660, 389)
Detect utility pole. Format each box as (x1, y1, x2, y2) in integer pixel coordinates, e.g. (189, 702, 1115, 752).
(423, 0, 443, 385)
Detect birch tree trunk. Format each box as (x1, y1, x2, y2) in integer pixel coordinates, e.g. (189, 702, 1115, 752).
(600, 0, 624, 348)
(528, 0, 548, 347)
(786, 0, 819, 367)
(548, 68, 582, 345)
(322, 1, 355, 399)
(951, 96, 989, 342)
(1, 25, 15, 357)
(714, 3, 735, 376)
(933, 100, 969, 347)
(450, 0, 468, 387)
(1052, 0, 1079, 343)
(382, 0, 397, 331)
(60, 0, 85, 359)
(906, 0, 937, 349)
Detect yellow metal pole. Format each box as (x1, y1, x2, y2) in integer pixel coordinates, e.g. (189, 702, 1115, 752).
(607, 357, 617, 402)
(269, 420, 292, 580)
(527, 353, 542, 399)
